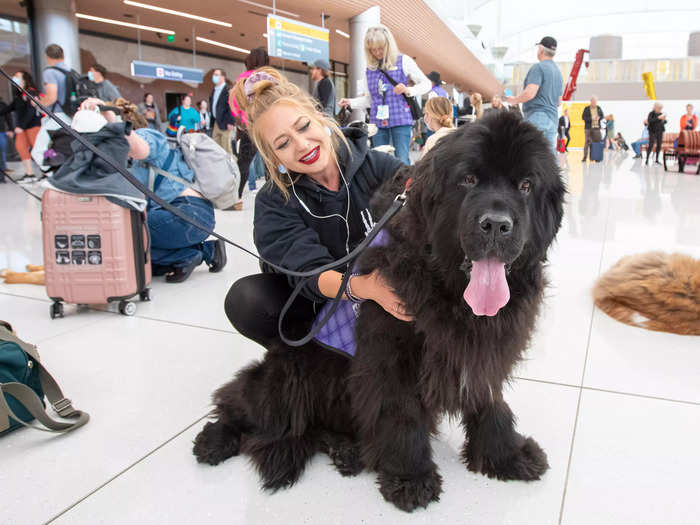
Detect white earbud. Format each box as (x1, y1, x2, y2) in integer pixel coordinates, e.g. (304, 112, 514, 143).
(290, 157, 351, 256)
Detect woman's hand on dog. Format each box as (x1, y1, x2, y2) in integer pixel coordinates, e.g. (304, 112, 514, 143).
(351, 271, 413, 322)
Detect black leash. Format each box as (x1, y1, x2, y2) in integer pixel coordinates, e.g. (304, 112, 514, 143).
(0, 168, 43, 202)
(0, 67, 409, 346)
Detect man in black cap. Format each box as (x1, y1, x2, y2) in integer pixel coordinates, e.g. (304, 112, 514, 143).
(310, 58, 335, 116)
(505, 36, 563, 150)
(427, 71, 448, 100)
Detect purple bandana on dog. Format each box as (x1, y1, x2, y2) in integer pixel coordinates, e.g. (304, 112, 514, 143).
(313, 230, 389, 356)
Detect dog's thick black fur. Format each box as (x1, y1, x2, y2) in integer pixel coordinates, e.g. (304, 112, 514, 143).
(194, 111, 565, 512)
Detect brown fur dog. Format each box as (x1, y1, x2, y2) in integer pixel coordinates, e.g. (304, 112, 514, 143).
(593, 252, 700, 335)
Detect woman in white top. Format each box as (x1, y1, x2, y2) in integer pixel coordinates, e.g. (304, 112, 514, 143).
(198, 99, 212, 134)
(338, 25, 430, 165)
(421, 96, 457, 158)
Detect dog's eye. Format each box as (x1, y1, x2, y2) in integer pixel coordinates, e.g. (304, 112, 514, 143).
(465, 175, 478, 186)
(519, 179, 532, 194)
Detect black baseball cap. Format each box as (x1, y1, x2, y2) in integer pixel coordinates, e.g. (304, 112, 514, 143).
(536, 37, 557, 52)
(427, 71, 442, 85)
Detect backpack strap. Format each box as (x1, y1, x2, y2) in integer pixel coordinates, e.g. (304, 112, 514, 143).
(0, 326, 89, 433)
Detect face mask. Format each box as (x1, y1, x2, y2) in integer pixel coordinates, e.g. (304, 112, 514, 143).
(11, 76, 22, 86)
(212, 74, 220, 85)
(87, 71, 95, 82)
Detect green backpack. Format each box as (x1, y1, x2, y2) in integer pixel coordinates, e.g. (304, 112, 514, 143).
(0, 323, 89, 435)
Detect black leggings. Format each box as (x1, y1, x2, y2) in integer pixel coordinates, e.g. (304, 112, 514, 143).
(237, 130, 257, 199)
(647, 130, 663, 162)
(224, 273, 317, 347)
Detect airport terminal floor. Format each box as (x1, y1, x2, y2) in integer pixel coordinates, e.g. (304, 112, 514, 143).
(2, 150, 699, 524)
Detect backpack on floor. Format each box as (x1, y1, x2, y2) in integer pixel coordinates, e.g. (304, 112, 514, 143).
(45, 67, 99, 116)
(149, 130, 240, 210)
(0, 322, 89, 435)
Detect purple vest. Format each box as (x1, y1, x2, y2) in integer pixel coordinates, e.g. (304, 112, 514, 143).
(313, 230, 389, 357)
(367, 55, 414, 129)
(431, 85, 448, 98)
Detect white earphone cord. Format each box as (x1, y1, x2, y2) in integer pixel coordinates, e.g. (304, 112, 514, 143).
(290, 157, 351, 256)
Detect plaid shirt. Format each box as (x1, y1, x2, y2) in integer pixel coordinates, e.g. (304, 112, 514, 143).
(366, 55, 414, 128)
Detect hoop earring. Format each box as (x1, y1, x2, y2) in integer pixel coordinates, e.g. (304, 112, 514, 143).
(278, 164, 287, 174)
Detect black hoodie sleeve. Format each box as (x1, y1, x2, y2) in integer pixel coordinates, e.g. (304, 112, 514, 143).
(364, 149, 405, 190)
(253, 186, 336, 303)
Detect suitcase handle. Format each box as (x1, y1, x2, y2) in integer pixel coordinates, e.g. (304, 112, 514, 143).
(142, 212, 150, 264)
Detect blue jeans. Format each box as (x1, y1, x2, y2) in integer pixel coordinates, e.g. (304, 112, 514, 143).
(248, 152, 265, 190)
(148, 196, 215, 267)
(526, 112, 558, 152)
(373, 125, 412, 165)
(631, 139, 648, 156)
(0, 132, 7, 169)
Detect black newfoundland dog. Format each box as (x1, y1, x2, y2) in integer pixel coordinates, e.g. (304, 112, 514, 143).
(194, 110, 565, 512)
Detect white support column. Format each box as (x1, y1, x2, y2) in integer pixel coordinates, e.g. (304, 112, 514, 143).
(349, 6, 380, 121)
(31, 0, 81, 77)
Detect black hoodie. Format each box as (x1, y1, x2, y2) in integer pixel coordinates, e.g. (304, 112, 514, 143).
(253, 127, 404, 302)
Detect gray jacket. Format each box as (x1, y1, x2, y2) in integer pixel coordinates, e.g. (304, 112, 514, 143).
(96, 79, 121, 102)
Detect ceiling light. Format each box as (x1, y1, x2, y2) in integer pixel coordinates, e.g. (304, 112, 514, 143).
(237, 0, 299, 18)
(335, 29, 349, 39)
(76, 13, 174, 34)
(123, 1, 232, 27)
(196, 37, 249, 54)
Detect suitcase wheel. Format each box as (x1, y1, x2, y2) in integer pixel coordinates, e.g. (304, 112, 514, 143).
(139, 288, 152, 302)
(119, 301, 137, 316)
(50, 302, 64, 320)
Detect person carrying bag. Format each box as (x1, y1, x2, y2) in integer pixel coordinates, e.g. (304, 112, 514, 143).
(1, 321, 89, 435)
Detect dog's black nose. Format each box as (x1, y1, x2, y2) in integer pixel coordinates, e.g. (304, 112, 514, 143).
(479, 213, 513, 236)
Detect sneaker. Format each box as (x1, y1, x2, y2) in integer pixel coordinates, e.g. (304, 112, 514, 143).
(632, 155, 642, 159)
(17, 174, 37, 184)
(581, 158, 587, 162)
(654, 161, 662, 165)
(208, 239, 227, 273)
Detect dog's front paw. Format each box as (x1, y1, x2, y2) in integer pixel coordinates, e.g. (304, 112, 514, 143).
(193, 421, 240, 466)
(377, 468, 442, 512)
(467, 436, 549, 481)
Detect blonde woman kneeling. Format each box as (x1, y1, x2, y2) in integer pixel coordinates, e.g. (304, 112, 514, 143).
(421, 97, 456, 158)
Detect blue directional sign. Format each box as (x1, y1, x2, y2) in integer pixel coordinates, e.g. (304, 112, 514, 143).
(267, 14, 329, 64)
(130, 60, 204, 84)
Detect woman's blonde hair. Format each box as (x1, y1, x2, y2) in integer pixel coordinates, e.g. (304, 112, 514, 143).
(233, 66, 349, 199)
(470, 92, 483, 119)
(364, 25, 399, 70)
(109, 98, 148, 129)
(424, 97, 454, 129)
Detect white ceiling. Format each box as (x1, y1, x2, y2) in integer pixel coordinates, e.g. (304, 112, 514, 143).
(426, 0, 700, 63)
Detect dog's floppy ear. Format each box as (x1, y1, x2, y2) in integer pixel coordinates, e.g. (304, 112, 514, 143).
(531, 167, 566, 260)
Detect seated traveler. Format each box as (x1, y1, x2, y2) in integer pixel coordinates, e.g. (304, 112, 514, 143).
(81, 97, 227, 282)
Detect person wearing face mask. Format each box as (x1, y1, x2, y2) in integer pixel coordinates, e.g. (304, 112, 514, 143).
(338, 25, 431, 166)
(167, 95, 200, 133)
(209, 69, 235, 154)
(421, 96, 456, 158)
(224, 67, 411, 347)
(0, 71, 42, 182)
(87, 64, 121, 102)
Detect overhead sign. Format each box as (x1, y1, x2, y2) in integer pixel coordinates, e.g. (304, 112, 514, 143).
(267, 14, 329, 65)
(130, 60, 204, 84)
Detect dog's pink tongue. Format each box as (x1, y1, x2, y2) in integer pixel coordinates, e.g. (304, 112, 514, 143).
(464, 258, 510, 316)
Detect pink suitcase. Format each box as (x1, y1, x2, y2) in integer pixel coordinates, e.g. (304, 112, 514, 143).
(41, 189, 151, 319)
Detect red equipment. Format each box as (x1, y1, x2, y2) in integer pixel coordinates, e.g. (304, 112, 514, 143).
(562, 49, 589, 101)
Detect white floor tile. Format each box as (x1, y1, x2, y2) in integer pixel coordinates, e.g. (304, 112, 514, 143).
(561, 390, 700, 525)
(0, 318, 264, 525)
(50, 379, 579, 525)
(0, 294, 113, 343)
